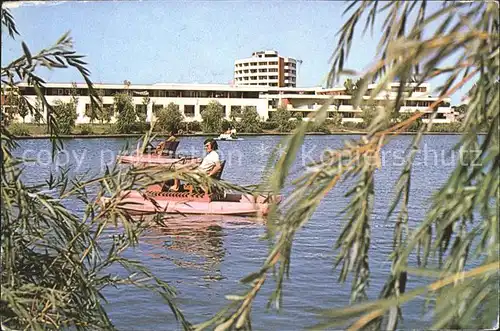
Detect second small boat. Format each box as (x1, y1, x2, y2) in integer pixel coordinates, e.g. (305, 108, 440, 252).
(215, 133, 243, 141)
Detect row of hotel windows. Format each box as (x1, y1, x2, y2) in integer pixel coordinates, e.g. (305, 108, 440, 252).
(235, 61, 296, 67)
(268, 99, 449, 108)
(83, 104, 257, 118)
(18, 87, 261, 99)
(268, 110, 447, 120)
(80, 104, 448, 120)
(390, 86, 427, 92)
(232, 83, 299, 88)
(237, 82, 281, 86)
(319, 86, 428, 96)
(237, 76, 279, 80)
(235, 77, 297, 81)
(328, 99, 448, 107)
(236, 68, 279, 73)
(236, 61, 278, 66)
(235, 68, 297, 74)
(333, 99, 446, 107)
(16, 86, 427, 98)
(235, 75, 296, 81)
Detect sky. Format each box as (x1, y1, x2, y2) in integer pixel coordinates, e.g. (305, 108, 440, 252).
(2, 0, 473, 104)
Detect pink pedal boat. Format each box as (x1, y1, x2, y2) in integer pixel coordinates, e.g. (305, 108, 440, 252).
(118, 154, 201, 166)
(100, 188, 281, 217)
(118, 140, 201, 167)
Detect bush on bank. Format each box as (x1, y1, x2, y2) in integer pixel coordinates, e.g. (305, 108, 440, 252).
(8, 123, 31, 136)
(7, 120, 469, 137)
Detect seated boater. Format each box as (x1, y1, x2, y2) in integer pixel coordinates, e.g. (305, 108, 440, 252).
(168, 138, 221, 192)
(154, 131, 179, 155)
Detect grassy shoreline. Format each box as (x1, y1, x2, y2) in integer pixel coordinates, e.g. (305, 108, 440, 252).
(12, 131, 466, 139)
(8, 123, 467, 139)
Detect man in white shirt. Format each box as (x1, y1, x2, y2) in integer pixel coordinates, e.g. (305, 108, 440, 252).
(197, 138, 221, 176)
(169, 138, 221, 191)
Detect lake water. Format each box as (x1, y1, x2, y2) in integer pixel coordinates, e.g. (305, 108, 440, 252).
(13, 134, 466, 330)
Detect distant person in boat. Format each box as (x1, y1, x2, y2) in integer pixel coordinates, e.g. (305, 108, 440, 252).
(169, 138, 221, 192)
(166, 131, 178, 142)
(230, 127, 237, 138)
(155, 131, 178, 155)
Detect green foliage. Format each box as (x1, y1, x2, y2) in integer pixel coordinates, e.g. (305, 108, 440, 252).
(1, 107, 15, 127)
(1, 10, 190, 331)
(103, 123, 118, 134)
(84, 88, 105, 124)
(293, 111, 303, 121)
(272, 106, 294, 132)
(136, 108, 147, 123)
(360, 105, 377, 127)
(394, 112, 423, 132)
(115, 92, 136, 133)
(239, 106, 262, 133)
(261, 120, 279, 130)
(452, 104, 467, 121)
(52, 99, 78, 134)
(134, 96, 149, 124)
(78, 123, 94, 135)
(155, 102, 183, 133)
(428, 122, 463, 133)
(326, 112, 342, 128)
(132, 121, 150, 133)
(344, 78, 356, 95)
(100, 105, 113, 124)
(221, 119, 231, 132)
(2, 93, 26, 124)
(84, 105, 99, 123)
(200, 1, 499, 330)
(183, 120, 202, 133)
(33, 96, 44, 124)
(306, 120, 330, 133)
(343, 78, 364, 99)
(201, 100, 225, 133)
(137, 95, 150, 123)
(230, 105, 242, 120)
(8, 122, 30, 136)
(342, 121, 365, 130)
(455, 104, 467, 112)
(17, 97, 29, 122)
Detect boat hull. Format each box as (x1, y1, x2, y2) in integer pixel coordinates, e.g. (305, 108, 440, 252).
(100, 190, 279, 216)
(215, 133, 243, 141)
(214, 138, 243, 141)
(118, 154, 201, 166)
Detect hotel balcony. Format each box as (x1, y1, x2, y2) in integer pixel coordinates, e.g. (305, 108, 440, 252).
(268, 105, 338, 112)
(342, 118, 364, 123)
(337, 105, 362, 111)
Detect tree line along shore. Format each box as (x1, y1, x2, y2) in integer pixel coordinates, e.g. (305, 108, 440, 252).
(6, 99, 465, 137)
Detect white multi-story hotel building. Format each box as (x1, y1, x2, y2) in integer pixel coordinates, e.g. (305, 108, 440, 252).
(2, 81, 456, 124)
(234, 50, 297, 87)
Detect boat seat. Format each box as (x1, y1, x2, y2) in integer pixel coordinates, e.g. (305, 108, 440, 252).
(145, 140, 180, 157)
(212, 160, 226, 180)
(156, 140, 180, 157)
(183, 160, 226, 198)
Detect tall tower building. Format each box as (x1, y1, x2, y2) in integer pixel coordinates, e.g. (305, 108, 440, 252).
(233, 50, 297, 87)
